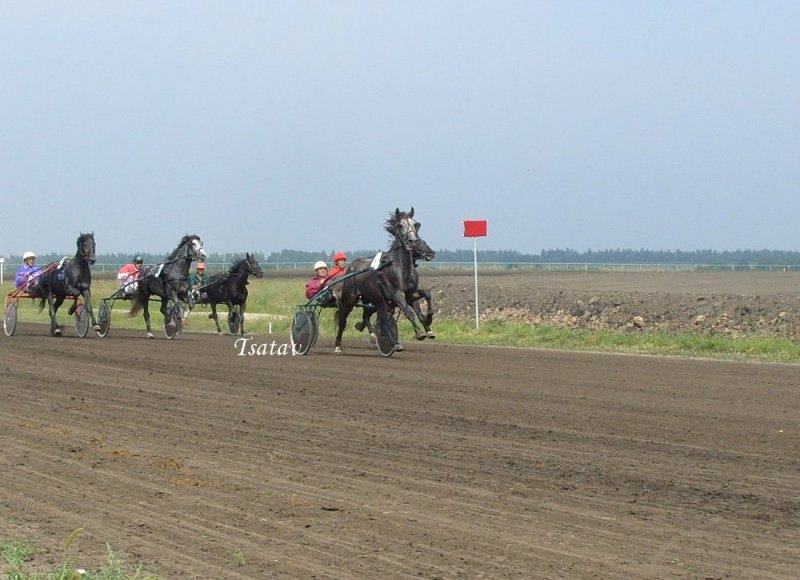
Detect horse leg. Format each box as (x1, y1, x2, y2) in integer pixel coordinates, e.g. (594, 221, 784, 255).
(334, 298, 357, 354)
(159, 297, 173, 332)
(226, 300, 237, 335)
(209, 303, 222, 334)
(355, 307, 375, 337)
(239, 302, 247, 335)
(141, 297, 154, 338)
(374, 302, 399, 348)
(389, 290, 427, 340)
(81, 289, 100, 331)
(415, 289, 435, 338)
(48, 294, 65, 336)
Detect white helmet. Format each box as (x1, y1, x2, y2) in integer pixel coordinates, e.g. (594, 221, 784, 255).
(313, 260, 328, 271)
(22, 251, 35, 261)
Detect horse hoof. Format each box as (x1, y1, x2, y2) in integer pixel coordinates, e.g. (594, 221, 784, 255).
(427, 331, 436, 339)
(53, 328, 62, 336)
(334, 346, 342, 355)
(147, 332, 154, 339)
(217, 331, 223, 336)
(354, 322, 365, 332)
(93, 324, 101, 332)
(395, 343, 404, 352)
(415, 333, 427, 341)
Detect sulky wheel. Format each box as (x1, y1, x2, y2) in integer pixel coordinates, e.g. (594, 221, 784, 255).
(375, 316, 398, 357)
(96, 301, 111, 338)
(290, 308, 316, 355)
(227, 308, 241, 335)
(163, 305, 182, 340)
(309, 310, 320, 348)
(3, 300, 18, 337)
(74, 303, 89, 338)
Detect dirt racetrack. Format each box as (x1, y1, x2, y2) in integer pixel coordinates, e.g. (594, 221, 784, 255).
(2, 272, 800, 578)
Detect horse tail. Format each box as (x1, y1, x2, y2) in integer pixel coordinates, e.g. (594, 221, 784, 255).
(129, 285, 145, 316)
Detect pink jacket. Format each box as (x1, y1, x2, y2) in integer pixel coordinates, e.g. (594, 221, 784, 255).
(305, 276, 325, 300)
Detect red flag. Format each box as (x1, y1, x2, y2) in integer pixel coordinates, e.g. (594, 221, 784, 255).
(463, 220, 488, 237)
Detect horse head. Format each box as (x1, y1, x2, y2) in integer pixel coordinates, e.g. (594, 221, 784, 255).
(78, 232, 97, 265)
(387, 207, 434, 259)
(172, 234, 207, 261)
(189, 235, 208, 260)
(245, 253, 264, 278)
(413, 230, 436, 262)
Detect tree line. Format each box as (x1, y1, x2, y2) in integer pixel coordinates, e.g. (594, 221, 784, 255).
(261, 248, 800, 266)
(6, 248, 800, 266)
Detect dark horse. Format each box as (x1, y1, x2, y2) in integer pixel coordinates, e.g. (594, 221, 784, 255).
(130, 234, 207, 338)
(354, 241, 436, 348)
(333, 260, 396, 355)
(333, 207, 436, 353)
(33, 232, 99, 336)
(192, 253, 263, 335)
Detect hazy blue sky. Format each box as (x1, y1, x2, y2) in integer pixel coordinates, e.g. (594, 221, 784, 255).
(2, 1, 798, 257)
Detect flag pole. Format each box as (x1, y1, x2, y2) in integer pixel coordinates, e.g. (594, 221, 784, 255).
(473, 236, 479, 329)
(463, 219, 487, 330)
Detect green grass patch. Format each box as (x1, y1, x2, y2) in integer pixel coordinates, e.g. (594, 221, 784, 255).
(1, 529, 160, 579)
(1, 529, 250, 579)
(431, 318, 800, 362)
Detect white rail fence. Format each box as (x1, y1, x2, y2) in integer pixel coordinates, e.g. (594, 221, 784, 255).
(82, 262, 800, 273)
(2, 261, 800, 280)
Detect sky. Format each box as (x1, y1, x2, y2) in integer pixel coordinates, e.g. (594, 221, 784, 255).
(1, 1, 798, 257)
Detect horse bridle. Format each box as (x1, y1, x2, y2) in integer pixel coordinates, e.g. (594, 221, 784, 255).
(397, 216, 436, 262)
(79, 235, 96, 263)
(397, 216, 421, 250)
(245, 256, 260, 276)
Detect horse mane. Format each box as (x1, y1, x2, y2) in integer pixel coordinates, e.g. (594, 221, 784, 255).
(166, 234, 198, 260)
(384, 210, 406, 237)
(228, 256, 248, 273)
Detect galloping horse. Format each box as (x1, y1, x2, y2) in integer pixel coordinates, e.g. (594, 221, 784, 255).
(333, 260, 396, 355)
(354, 239, 436, 345)
(333, 207, 436, 353)
(130, 234, 207, 338)
(33, 232, 100, 336)
(192, 253, 263, 335)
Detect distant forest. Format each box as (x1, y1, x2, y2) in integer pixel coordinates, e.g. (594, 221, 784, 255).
(9, 248, 800, 266)
(261, 248, 800, 266)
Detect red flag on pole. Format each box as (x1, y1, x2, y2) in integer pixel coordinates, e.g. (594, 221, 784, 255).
(463, 220, 488, 237)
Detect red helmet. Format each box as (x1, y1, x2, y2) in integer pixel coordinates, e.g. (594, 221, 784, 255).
(333, 252, 347, 262)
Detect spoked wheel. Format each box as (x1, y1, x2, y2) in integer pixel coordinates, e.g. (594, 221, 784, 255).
(74, 303, 89, 338)
(96, 301, 111, 338)
(375, 315, 398, 357)
(227, 308, 241, 335)
(309, 310, 320, 348)
(290, 308, 316, 355)
(163, 305, 182, 340)
(4, 300, 18, 337)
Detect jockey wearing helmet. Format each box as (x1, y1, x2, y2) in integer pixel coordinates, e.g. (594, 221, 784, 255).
(117, 255, 144, 295)
(15, 251, 42, 289)
(305, 260, 329, 300)
(327, 252, 348, 281)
